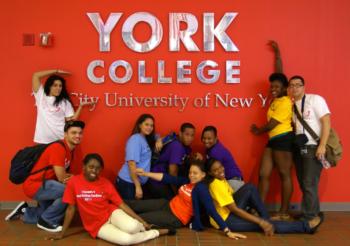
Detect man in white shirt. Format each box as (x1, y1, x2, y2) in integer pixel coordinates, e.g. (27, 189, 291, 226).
(289, 75, 331, 220)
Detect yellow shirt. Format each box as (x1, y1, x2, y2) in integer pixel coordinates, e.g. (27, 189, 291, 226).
(267, 96, 293, 138)
(208, 178, 235, 229)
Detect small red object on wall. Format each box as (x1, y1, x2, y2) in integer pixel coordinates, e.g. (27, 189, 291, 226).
(22, 33, 35, 46)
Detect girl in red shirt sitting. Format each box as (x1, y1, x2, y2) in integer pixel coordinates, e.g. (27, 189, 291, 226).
(47, 153, 171, 245)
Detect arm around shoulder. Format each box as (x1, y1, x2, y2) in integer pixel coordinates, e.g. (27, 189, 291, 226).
(192, 183, 228, 230)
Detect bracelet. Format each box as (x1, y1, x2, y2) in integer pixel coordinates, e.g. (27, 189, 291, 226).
(224, 228, 231, 235)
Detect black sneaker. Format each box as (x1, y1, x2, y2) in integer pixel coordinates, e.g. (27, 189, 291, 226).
(318, 211, 325, 218)
(5, 201, 28, 221)
(37, 217, 62, 232)
(167, 227, 177, 236)
(148, 224, 177, 236)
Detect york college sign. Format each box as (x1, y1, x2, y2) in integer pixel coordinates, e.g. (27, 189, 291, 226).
(86, 12, 241, 85)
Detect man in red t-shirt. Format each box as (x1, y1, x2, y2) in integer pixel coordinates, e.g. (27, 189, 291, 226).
(5, 121, 85, 233)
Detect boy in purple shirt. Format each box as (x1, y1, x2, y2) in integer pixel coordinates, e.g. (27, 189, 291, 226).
(149, 123, 195, 199)
(202, 126, 245, 191)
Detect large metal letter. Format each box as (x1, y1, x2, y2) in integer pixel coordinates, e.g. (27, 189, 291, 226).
(177, 61, 192, 83)
(197, 60, 220, 84)
(158, 60, 172, 83)
(203, 12, 239, 52)
(138, 61, 152, 83)
(226, 60, 240, 83)
(87, 60, 105, 83)
(109, 60, 132, 84)
(87, 13, 122, 52)
(122, 12, 163, 53)
(169, 13, 199, 52)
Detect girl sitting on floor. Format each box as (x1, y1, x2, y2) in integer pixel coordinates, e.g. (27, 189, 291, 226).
(205, 158, 323, 235)
(47, 153, 171, 245)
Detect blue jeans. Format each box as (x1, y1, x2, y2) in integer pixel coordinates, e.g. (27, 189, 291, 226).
(115, 177, 136, 200)
(23, 180, 67, 226)
(114, 176, 151, 200)
(233, 183, 270, 219)
(225, 183, 311, 233)
(115, 177, 151, 200)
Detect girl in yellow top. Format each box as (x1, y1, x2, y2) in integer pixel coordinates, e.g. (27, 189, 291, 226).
(206, 159, 323, 235)
(251, 73, 294, 220)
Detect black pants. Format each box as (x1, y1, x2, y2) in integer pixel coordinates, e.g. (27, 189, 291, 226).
(148, 182, 176, 200)
(294, 145, 323, 219)
(125, 199, 182, 228)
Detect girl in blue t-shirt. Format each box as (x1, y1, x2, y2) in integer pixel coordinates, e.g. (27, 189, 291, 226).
(116, 114, 161, 200)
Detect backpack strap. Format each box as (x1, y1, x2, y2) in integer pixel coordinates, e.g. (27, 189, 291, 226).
(29, 140, 66, 175)
(41, 140, 67, 189)
(30, 165, 52, 175)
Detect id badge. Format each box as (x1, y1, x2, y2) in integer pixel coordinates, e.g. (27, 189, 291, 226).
(300, 147, 308, 155)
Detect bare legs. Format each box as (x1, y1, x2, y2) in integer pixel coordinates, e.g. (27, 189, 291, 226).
(258, 148, 293, 214)
(258, 148, 273, 203)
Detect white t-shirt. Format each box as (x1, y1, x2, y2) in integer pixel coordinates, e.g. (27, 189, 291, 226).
(294, 94, 330, 145)
(33, 85, 74, 144)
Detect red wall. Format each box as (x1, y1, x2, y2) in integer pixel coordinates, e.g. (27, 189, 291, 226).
(1, 0, 349, 203)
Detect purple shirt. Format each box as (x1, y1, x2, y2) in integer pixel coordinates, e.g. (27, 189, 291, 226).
(206, 141, 243, 180)
(151, 139, 191, 176)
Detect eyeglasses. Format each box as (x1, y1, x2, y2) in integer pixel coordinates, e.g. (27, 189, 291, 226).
(288, 84, 304, 88)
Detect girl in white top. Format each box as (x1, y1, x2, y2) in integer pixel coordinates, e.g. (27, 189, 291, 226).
(32, 69, 92, 144)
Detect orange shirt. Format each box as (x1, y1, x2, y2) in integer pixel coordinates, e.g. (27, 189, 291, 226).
(169, 183, 194, 225)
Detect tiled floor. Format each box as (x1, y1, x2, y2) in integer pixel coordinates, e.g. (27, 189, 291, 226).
(1, 211, 350, 246)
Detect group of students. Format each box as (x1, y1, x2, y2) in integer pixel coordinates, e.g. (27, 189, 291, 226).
(111, 113, 323, 236)
(5, 41, 331, 244)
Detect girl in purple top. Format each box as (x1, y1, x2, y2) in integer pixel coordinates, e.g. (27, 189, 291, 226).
(201, 126, 244, 191)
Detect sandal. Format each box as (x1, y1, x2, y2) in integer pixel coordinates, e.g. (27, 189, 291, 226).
(309, 213, 324, 234)
(270, 213, 293, 221)
(248, 208, 259, 217)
